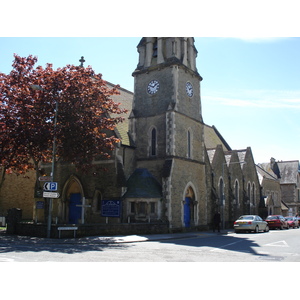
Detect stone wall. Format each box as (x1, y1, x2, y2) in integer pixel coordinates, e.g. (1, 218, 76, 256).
(0, 171, 36, 219)
(14, 222, 169, 238)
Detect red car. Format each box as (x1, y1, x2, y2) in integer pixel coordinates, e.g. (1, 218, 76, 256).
(265, 215, 289, 230)
(285, 217, 299, 229)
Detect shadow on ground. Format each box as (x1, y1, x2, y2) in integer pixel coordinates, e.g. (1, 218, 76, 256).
(0, 230, 272, 260)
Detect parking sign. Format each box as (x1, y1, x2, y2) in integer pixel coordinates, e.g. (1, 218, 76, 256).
(43, 182, 58, 191)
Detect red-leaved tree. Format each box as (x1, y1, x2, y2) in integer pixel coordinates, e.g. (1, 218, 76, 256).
(0, 54, 127, 190)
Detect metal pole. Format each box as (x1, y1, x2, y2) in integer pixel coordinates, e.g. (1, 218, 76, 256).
(47, 97, 58, 238)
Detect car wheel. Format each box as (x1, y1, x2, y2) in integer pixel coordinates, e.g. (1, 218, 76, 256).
(264, 225, 269, 232)
(287, 225, 289, 230)
(255, 226, 259, 233)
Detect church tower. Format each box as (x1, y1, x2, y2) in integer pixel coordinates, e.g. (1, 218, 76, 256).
(129, 37, 207, 230)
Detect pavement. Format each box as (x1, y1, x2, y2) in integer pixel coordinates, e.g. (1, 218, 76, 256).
(0, 228, 234, 244)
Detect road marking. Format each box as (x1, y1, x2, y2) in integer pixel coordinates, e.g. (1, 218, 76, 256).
(0, 257, 15, 262)
(265, 240, 289, 247)
(210, 240, 243, 252)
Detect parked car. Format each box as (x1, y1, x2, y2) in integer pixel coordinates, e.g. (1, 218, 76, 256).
(234, 215, 269, 233)
(265, 215, 289, 230)
(285, 217, 299, 229)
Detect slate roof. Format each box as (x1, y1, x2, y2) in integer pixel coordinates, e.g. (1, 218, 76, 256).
(123, 168, 162, 198)
(277, 160, 299, 184)
(203, 124, 231, 151)
(257, 162, 279, 179)
(107, 82, 134, 146)
(256, 164, 278, 184)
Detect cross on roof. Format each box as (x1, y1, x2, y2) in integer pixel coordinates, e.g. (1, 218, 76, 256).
(79, 56, 85, 67)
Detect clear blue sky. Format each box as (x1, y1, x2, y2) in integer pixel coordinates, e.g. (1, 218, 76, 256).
(1, 37, 299, 164)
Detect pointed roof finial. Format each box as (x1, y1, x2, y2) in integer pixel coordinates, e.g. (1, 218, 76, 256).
(79, 56, 85, 67)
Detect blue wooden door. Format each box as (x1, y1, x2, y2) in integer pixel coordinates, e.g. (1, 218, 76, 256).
(184, 197, 191, 227)
(69, 193, 81, 224)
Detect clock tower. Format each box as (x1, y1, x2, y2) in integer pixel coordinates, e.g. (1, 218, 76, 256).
(129, 37, 208, 230)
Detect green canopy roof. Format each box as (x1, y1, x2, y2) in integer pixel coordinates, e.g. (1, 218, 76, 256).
(123, 168, 162, 198)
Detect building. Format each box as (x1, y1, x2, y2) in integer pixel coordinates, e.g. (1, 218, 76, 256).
(256, 164, 282, 217)
(258, 158, 300, 216)
(0, 37, 267, 237)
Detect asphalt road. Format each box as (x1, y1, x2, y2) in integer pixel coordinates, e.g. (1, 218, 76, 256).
(0, 227, 299, 262)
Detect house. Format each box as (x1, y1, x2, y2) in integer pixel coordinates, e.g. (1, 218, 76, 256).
(277, 160, 300, 215)
(258, 158, 300, 216)
(256, 164, 282, 217)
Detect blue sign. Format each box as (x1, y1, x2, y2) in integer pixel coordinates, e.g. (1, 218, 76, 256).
(36, 201, 45, 209)
(43, 182, 58, 191)
(101, 200, 121, 217)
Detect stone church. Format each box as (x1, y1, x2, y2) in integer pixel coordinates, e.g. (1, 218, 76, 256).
(0, 37, 264, 237)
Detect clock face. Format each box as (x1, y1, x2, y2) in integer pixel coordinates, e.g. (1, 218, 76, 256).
(186, 82, 194, 97)
(147, 80, 160, 95)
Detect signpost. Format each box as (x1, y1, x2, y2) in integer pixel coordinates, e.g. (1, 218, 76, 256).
(43, 182, 58, 191)
(101, 200, 121, 217)
(43, 191, 60, 198)
(36, 201, 45, 209)
(39, 176, 52, 182)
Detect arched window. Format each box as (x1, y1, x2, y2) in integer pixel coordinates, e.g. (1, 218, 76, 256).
(153, 38, 158, 57)
(252, 183, 255, 206)
(247, 182, 251, 201)
(187, 129, 192, 158)
(150, 127, 157, 156)
(219, 178, 224, 206)
(93, 190, 102, 213)
(247, 182, 251, 213)
(234, 180, 239, 205)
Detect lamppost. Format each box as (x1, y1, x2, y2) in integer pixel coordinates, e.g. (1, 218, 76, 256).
(31, 84, 58, 238)
(222, 161, 246, 230)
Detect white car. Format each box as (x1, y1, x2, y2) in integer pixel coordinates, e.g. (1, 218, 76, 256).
(234, 215, 269, 233)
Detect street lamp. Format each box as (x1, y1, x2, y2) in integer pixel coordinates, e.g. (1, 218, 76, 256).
(31, 84, 58, 238)
(222, 161, 246, 230)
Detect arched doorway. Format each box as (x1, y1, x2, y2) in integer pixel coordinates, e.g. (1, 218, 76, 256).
(183, 186, 196, 228)
(61, 175, 84, 224)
